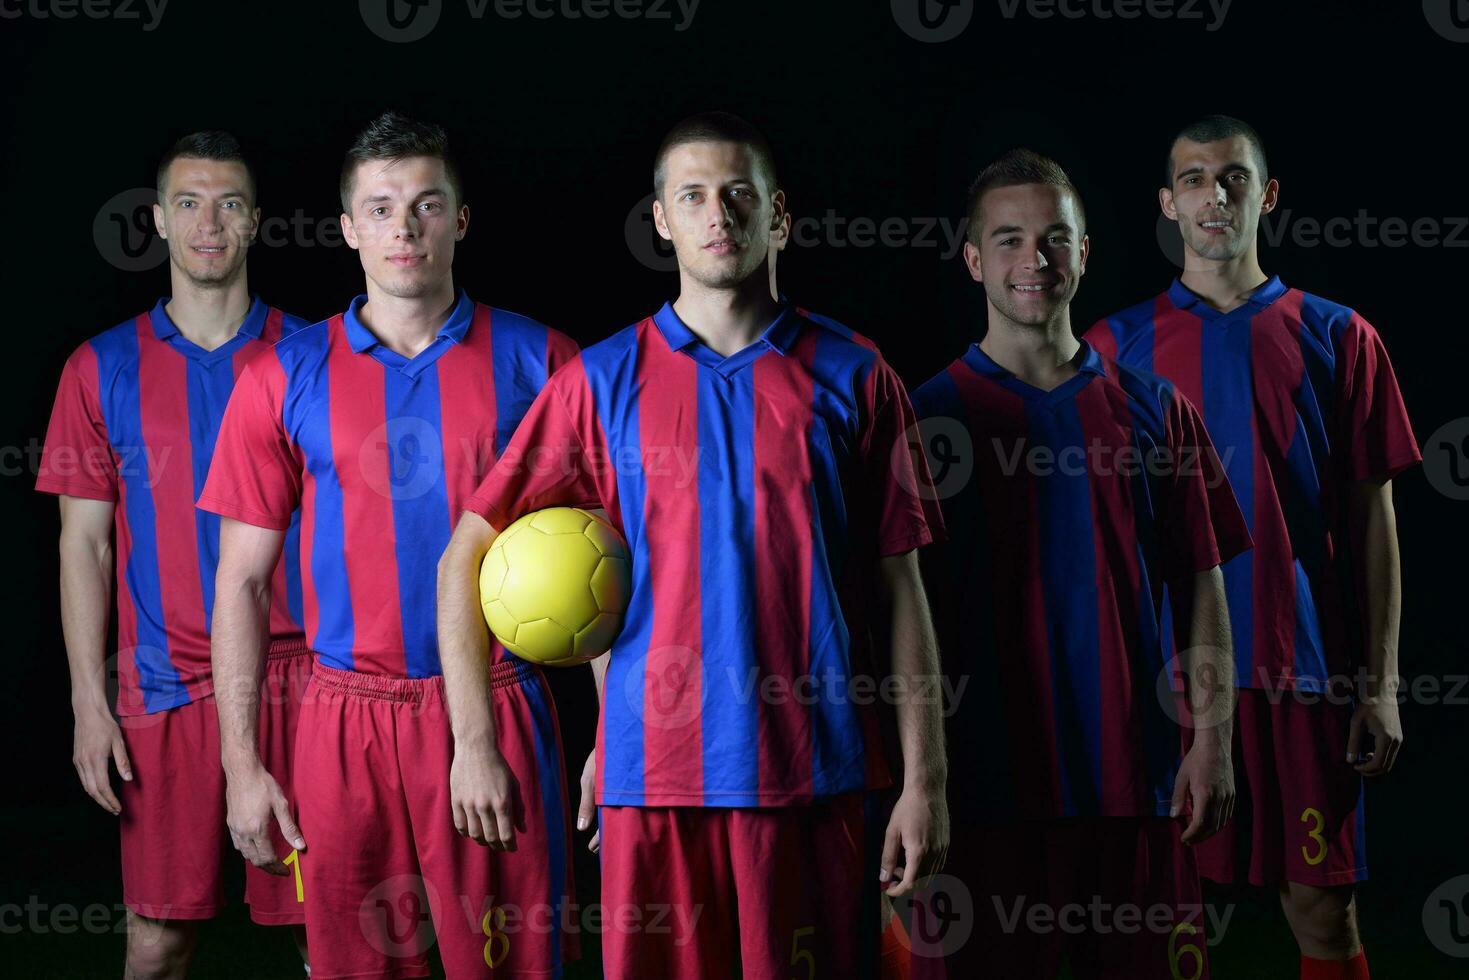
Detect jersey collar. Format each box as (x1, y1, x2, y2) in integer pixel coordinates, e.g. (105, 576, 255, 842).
(343, 290, 474, 373)
(148, 296, 268, 363)
(961, 338, 1106, 403)
(652, 300, 801, 363)
(1166, 275, 1287, 319)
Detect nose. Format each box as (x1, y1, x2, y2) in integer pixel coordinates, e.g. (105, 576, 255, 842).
(1030, 247, 1050, 270)
(704, 196, 732, 231)
(1210, 180, 1228, 205)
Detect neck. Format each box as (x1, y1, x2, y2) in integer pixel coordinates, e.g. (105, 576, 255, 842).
(1178, 245, 1269, 313)
(163, 270, 253, 351)
(672, 273, 782, 358)
(978, 310, 1083, 391)
(357, 278, 459, 358)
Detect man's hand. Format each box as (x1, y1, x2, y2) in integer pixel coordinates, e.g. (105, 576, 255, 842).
(1172, 735, 1234, 845)
(1349, 697, 1403, 777)
(575, 749, 600, 852)
(880, 786, 948, 897)
(451, 740, 521, 851)
(225, 763, 305, 875)
(73, 707, 131, 815)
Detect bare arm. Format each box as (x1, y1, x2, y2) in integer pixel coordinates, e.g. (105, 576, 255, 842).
(437, 511, 517, 850)
(1347, 478, 1404, 776)
(59, 495, 130, 815)
(213, 517, 302, 872)
(1173, 565, 1236, 844)
(878, 549, 948, 897)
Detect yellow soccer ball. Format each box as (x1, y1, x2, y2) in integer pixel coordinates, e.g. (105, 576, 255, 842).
(479, 507, 631, 667)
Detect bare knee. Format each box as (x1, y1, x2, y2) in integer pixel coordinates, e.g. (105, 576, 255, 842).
(124, 914, 197, 980)
(1280, 883, 1361, 959)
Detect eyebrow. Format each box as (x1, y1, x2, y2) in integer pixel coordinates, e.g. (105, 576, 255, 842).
(171, 189, 249, 200)
(671, 177, 757, 194)
(360, 188, 450, 205)
(989, 222, 1073, 238)
(1176, 161, 1254, 179)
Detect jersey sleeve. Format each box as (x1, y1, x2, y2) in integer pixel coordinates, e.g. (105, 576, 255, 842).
(859, 356, 942, 555)
(464, 366, 605, 531)
(1158, 389, 1253, 581)
(1081, 318, 1120, 359)
(196, 354, 300, 531)
(1335, 313, 1420, 482)
(35, 344, 118, 501)
(545, 327, 580, 377)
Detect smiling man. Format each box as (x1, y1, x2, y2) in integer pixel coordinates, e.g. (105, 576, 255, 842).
(1086, 115, 1421, 980)
(438, 110, 948, 978)
(909, 149, 1252, 979)
(36, 131, 311, 979)
(199, 112, 579, 980)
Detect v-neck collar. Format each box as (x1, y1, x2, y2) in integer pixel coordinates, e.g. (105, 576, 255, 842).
(961, 339, 1106, 405)
(148, 296, 267, 366)
(1166, 275, 1287, 321)
(652, 301, 802, 378)
(343, 290, 474, 378)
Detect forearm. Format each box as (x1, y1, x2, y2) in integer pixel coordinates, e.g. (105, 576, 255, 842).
(884, 553, 946, 792)
(590, 651, 608, 704)
(437, 516, 500, 752)
(59, 533, 113, 717)
(1180, 565, 1235, 744)
(212, 571, 271, 774)
(1354, 481, 1402, 697)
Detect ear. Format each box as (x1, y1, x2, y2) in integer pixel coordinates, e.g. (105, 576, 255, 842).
(247, 205, 261, 243)
(456, 204, 470, 241)
(1159, 186, 1178, 221)
(963, 240, 983, 283)
(340, 213, 359, 250)
(1259, 177, 1280, 216)
(1078, 232, 1090, 276)
(152, 201, 167, 240)
(651, 197, 672, 242)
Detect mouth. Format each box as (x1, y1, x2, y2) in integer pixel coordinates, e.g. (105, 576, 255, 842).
(1010, 281, 1058, 295)
(191, 245, 227, 255)
(1198, 217, 1233, 233)
(388, 254, 425, 266)
(703, 238, 739, 255)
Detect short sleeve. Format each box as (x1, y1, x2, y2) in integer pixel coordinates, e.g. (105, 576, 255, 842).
(464, 368, 604, 531)
(1158, 389, 1253, 581)
(36, 344, 118, 502)
(1335, 314, 1420, 482)
(546, 328, 580, 377)
(859, 357, 942, 556)
(196, 355, 300, 530)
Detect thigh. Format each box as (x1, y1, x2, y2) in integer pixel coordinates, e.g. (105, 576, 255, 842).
(1273, 694, 1367, 887)
(118, 697, 227, 921)
(244, 650, 313, 926)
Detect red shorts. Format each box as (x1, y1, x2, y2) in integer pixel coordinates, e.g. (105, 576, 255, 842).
(1196, 687, 1367, 887)
(117, 642, 313, 923)
(908, 818, 1209, 980)
(597, 793, 882, 980)
(244, 646, 313, 925)
(292, 660, 577, 980)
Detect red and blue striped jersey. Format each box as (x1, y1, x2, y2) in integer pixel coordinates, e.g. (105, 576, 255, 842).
(911, 342, 1252, 819)
(37, 298, 309, 715)
(198, 291, 578, 679)
(465, 302, 938, 807)
(1086, 278, 1420, 692)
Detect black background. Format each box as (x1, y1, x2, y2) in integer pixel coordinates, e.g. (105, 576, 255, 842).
(3, 0, 1467, 976)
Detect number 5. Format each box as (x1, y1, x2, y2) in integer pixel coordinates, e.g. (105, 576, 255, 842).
(790, 925, 815, 980)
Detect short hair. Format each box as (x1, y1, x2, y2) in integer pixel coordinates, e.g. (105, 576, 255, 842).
(340, 111, 463, 212)
(964, 148, 1086, 241)
(652, 111, 778, 199)
(156, 131, 257, 204)
(1165, 114, 1269, 185)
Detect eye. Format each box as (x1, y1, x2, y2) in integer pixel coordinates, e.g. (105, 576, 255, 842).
(419, 201, 440, 212)
(371, 206, 388, 217)
(179, 200, 194, 208)
(222, 201, 238, 209)
(1048, 235, 1070, 246)
(681, 191, 700, 203)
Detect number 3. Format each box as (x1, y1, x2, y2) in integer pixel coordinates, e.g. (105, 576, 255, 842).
(1301, 807, 1328, 867)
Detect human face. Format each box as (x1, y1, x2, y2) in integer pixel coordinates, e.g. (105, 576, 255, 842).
(154, 157, 258, 288)
(341, 155, 467, 299)
(965, 183, 1087, 331)
(1162, 135, 1278, 263)
(653, 140, 784, 291)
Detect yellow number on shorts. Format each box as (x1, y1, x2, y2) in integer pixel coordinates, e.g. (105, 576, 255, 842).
(1168, 920, 1204, 980)
(482, 906, 510, 969)
(790, 925, 815, 980)
(282, 848, 303, 903)
(1301, 807, 1328, 867)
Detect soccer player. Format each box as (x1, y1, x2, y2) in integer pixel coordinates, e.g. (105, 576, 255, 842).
(36, 131, 312, 978)
(199, 112, 579, 980)
(438, 111, 948, 979)
(1085, 116, 1420, 980)
(909, 149, 1252, 979)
